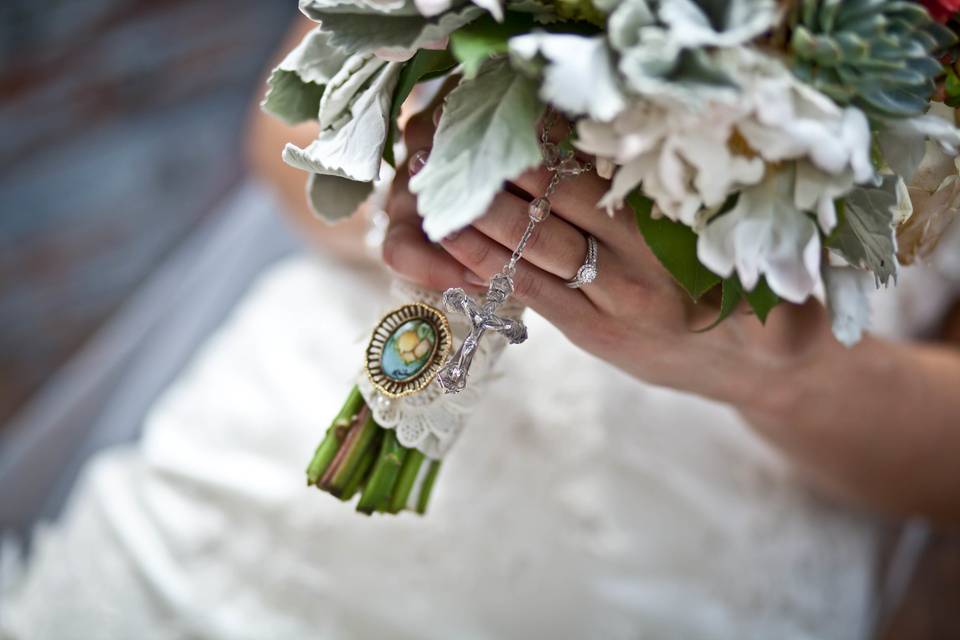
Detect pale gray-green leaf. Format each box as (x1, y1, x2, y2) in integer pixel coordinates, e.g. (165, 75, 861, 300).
(300, 0, 420, 17)
(410, 59, 544, 241)
(262, 70, 325, 124)
(307, 172, 376, 222)
(260, 28, 352, 124)
(829, 176, 901, 287)
(823, 266, 870, 347)
(283, 61, 403, 183)
(315, 4, 483, 53)
(319, 54, 386, 129)
(877, 112, 960, 182)
(509, 34, 626, 121)
(279, 27, 354, 84)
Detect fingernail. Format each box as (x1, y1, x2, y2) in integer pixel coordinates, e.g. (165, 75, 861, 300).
(442, 230, 460, 243)
(432, 105, 443, 127)
(464, 270, 486, 286)
(408, 149, 429, 176)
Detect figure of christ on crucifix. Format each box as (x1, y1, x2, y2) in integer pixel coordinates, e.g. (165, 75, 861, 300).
(436, 274, 527, 394)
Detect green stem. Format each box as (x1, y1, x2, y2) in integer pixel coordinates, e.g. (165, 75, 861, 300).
(322, 409, 380, 497)
(340, 434, 381, 501)
(387, 449, 426, 514)
(306, 386, 365, 485)
(415, 460, 442, 515)
(357, 431, 408, 515)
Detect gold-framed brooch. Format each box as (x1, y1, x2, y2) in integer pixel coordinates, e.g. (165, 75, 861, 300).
(364, 303, 452, 398)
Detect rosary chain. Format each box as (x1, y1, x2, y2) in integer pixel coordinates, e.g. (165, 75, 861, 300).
(505, 112, 592, 276)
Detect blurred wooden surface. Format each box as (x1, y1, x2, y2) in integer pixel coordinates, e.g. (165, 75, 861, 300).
(0, 0, 295, 424)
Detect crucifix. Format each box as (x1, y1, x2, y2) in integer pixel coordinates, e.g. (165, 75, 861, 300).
(434, 111, 592, 395)
(435, 273, 527, 394)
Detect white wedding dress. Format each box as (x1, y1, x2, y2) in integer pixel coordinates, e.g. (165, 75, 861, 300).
(2, 210, 958, 640)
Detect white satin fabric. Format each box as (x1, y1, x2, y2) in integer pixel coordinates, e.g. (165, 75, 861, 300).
(3, 224, 959, 639)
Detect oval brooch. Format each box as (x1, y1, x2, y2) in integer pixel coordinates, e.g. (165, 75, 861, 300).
(365, 303, 453, 398)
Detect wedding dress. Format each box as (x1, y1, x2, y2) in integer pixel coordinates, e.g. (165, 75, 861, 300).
(2, 208, 958, 640)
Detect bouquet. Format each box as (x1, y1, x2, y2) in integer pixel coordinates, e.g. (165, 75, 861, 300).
(262, 0, 960, 515)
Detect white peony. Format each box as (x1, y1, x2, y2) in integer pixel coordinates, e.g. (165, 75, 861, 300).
(576, 48, 875, 302)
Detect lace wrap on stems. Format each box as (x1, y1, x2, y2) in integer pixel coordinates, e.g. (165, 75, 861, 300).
(356, 281, 523, 459)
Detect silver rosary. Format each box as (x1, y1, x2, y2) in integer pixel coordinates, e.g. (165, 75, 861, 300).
(436, 110, 593, 394)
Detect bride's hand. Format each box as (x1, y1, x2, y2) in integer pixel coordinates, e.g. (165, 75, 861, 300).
(383, 110, 839, 407)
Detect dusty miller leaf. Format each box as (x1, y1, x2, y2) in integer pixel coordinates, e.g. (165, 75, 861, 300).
(410, 58, 544, 241)
(300, 0, 421, 17)
(307, 172, 376, 222)
(260, 28, 352, 124)
(828, 176, 901, 287)
(283, 60, 403, 219)
(823, 266, 871, 347)
(314, 4, 484, 53)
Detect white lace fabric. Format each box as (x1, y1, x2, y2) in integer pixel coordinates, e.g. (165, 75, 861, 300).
(2, 223, 958, 640)
(357, 281, 522, 459)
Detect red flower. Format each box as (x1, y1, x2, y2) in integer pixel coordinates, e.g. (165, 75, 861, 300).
(922, 0, 960, 22)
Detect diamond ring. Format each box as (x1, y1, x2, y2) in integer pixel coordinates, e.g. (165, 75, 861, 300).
(566, 235, 599, 289)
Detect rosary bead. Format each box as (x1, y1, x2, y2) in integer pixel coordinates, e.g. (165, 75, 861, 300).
(541, 143, 562, 170)
(528, 197, 551, 222)
(557, 157, 585, 177)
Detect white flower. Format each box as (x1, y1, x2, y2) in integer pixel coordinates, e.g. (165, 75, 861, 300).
(578, 100, 765, 225)
(697, 166, 824, 303)
(578, 49, 873, 229)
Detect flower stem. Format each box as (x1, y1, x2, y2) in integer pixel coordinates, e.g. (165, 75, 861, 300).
(357, 431, 408, 515)
(340, 434, 381, 501)
(387, 449, 426, 514)
(322, 407, 380, 497)
(306, 386, 365, 486)
(415, 460, 442, 515)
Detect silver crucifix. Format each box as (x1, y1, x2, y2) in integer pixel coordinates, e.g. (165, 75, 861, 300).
(435, 273, 527, 394)
(434, 110, 592, 395)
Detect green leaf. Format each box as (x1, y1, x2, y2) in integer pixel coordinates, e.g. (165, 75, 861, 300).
(449, 12, 536, 78)
(695, 277, 743, 333)
(743, 277, 780, 323)
(383, 48, 457, 167)
(409, 58, 544, 241)
(628, 192, 721, 300)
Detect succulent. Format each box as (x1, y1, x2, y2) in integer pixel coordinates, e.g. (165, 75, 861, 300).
(789, 0, 957, 118)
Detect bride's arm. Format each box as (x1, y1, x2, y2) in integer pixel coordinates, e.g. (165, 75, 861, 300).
(245, 19, 371, 262)
(383, 108, 960, 525)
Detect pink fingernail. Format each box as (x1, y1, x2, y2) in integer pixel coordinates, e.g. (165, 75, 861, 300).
(408, 149, 429, 176)
(464, 271, 486, 286)
(432, 105, 443, 127)
(442, 230, 460, 242)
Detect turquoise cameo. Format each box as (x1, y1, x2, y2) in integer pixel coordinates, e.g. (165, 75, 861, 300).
(365, 303, 452, 398)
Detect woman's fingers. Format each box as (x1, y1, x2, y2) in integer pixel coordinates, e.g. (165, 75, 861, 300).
(382, 166, 474, 291)
(511, 166, 634, 245)
(471, 192, 590, 281)
(440, 227, 596, 327)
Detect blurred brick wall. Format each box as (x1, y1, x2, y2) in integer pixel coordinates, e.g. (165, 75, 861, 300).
(0, 0, 296, 424)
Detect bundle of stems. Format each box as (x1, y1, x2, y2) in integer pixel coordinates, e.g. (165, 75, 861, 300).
(306, 386, 442, 515)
